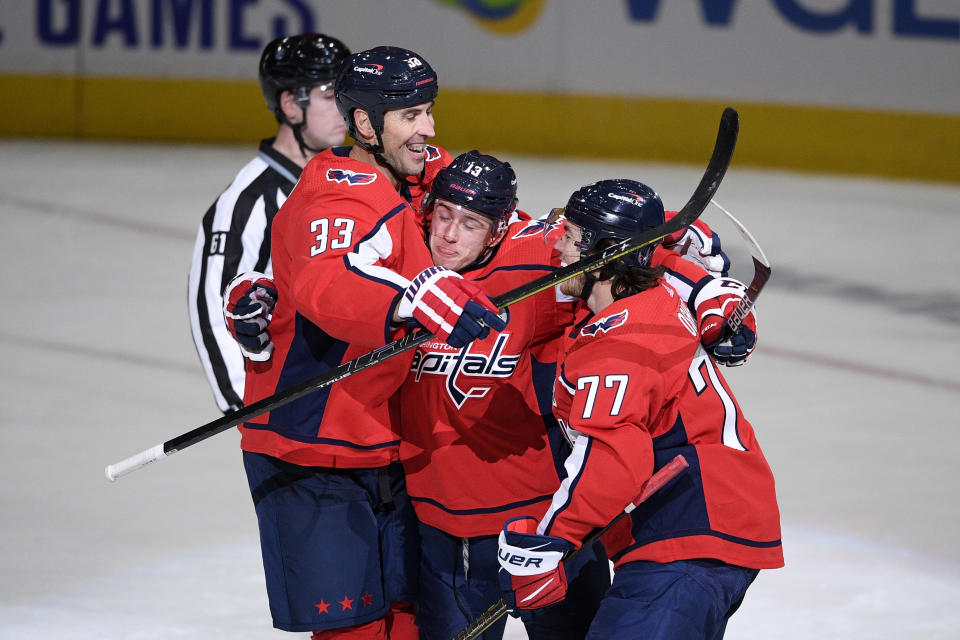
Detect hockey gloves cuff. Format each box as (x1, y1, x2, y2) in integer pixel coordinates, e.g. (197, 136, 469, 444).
(396, 266, 507, 349)
(663, 216, 731, 278)
(696, 277, 757, 367)
(223, 272, 277, 362)
(497, 516, 572, 615)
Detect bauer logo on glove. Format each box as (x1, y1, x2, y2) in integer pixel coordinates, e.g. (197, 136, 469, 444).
(694, 277, 758, 366)
(497, 516, 573, 613)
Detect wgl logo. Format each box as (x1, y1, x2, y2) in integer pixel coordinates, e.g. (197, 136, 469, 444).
(411, 333, 520, 407)
(625, 0, 958, 40)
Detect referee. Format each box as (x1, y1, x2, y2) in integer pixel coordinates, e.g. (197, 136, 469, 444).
(188, 33, 349, 412)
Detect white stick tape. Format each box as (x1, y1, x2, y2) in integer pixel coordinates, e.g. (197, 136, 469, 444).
(105, 444, 167, 482)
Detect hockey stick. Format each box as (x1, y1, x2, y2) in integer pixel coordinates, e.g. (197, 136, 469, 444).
(105, 107, 738, 482)
(450, 454, 690, 640)
(709, 199, 771, 334)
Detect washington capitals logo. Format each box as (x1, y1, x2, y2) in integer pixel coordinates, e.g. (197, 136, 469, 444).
(410, 332, 519, 408)
(511, 218, 559, 240)
(425, 145, 442, 162)
(326, 168, 377, 185)
(580, 310, 628, 337)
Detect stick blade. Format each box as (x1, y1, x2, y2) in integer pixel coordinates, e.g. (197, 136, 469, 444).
(673, 107, 739, 229)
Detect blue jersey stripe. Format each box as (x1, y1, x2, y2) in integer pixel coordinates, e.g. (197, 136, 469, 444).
(409, 492, 553, 516)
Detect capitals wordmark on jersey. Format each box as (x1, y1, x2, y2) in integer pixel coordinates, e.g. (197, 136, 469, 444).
(410, 333, 521, 408)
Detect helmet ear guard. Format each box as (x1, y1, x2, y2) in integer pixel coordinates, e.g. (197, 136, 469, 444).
(293, 85, 312, 111)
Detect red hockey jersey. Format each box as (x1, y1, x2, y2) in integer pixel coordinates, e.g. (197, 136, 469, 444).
(399, 217, 576, 537)
(240, 145, 452, 468)
(542, 280, 783, 570)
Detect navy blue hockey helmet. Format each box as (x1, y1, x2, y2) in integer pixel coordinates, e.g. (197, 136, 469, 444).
(335, 46, 438, 144)
(563, 179, 665, 267)
(424, 151, 518, 234)
(259, 33, 350, 116)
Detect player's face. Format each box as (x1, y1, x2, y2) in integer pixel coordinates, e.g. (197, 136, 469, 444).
(380, 101, 435, 177)
(429, 199, 496, 272)
(302, 85, 347, 149)
(556, 219, 586, 297)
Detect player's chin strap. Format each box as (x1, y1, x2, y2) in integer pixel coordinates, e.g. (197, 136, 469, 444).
(291, 116, 324, 158)
(577, 248, 652, 302)
(577, 271, 599, 301)
(284, 87, 326, 159)
(356, 136, 426, 196)
(576, 247, 609, 301)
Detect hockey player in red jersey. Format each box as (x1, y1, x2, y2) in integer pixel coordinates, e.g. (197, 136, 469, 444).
(497, 179, 783, 640)
(238, 48, 505, 640)
(399, 151, 611, 640)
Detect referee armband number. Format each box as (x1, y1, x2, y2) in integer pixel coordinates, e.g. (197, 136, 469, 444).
(208, 232, 228, 256)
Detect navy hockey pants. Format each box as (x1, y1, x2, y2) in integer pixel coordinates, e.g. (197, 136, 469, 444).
(585, 558, 759, 640)
(416, 521, 610, 640)
(243, 452, 420, 633)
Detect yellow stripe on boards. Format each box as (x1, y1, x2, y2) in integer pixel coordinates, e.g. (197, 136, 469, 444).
(436, 91, 960, 184)
(1, 75, 957, 184)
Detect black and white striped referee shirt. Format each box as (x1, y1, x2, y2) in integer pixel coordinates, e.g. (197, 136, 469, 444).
(188, 138, 302, 413)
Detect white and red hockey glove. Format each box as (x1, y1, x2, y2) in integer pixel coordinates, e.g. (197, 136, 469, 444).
(223, 272, 277, 362)
(497, 516, 572, 616)
(663, 214, 731, 278)
(396, 266, 507, 348)
(695, 277, 757, 367)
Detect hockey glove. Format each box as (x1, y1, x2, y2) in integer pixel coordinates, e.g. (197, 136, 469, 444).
(663, 215, 731, 278)
(396, 266, 507, 349)
(497, 516, 572, 616)
(695, 277, 757, 367)
(705, 325, 756, 367)
(223, 272, 277, 362)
